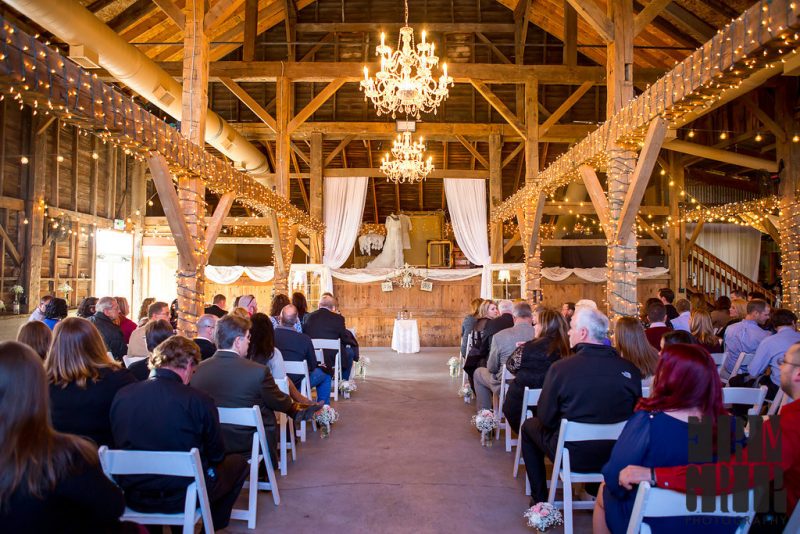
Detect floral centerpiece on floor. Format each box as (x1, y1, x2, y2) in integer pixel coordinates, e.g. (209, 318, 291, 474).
(57, 282, 73, 299)
(314, 405, 339, 438)
(355, 356, 370, 380)
(339, 380, 357, 399)
(10, 284, 23, 314)
(471, 409, 498, 446)
(458, 385, 473, 403)
(447, 356, 461, 377)
(524, 502, 563, 532)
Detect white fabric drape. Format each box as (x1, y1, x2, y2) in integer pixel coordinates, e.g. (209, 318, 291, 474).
(323, 177, 368, 268)
(688, 223, 761, 280)
(540, 266, 668, 282)
(205, 265, 275, 284)
(444, 179, 491, 267)
(330, 267, 484, 283)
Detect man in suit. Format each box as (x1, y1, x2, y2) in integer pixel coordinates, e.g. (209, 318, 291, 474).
(204, 294, 227, 318)
(644, 300, 672, 350)
(303, 294, 359, 380)
(473, 302, 535, 410)
(191, 314, 322, 467)
(521, 307, 641, 505)
(89, 296, 127, 360)
(274, 305, 332, 404)
(127, 301, 170, 357)
(193, 314, 218, 361)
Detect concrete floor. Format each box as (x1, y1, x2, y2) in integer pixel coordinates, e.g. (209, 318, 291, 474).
(226, 347, 593, 534)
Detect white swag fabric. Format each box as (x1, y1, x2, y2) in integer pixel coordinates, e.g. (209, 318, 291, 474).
(205, 266, 275, 284)
(688, 223, 761, 281)
(323, 177, 369, 268)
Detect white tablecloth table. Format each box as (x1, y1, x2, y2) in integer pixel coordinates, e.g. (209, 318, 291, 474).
(391, 319, 420, 353)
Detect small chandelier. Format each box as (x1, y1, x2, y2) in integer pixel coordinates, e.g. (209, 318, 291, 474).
(360, 0, 453, 119)
(380, 131, 433, 184)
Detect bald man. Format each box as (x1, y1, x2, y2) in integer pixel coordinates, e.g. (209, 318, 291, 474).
(303, 294, 359, 380)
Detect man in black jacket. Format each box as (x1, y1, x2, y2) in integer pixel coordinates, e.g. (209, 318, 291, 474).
(275, 305, 332, 404)
(193, 314, 218, 361)
(204, 294, 227, 318)
(110, 335, 248, 530)
(89, 296, 127, 360)
(191, 314, 321, 466)
(521, 307, 641, 505)
(303, 294, 359, 380)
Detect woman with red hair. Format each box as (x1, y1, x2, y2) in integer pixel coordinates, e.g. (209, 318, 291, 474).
(593, 343, 731, 534)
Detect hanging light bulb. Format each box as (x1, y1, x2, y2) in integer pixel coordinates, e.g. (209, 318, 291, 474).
(688, 130, 695, 138)
(754, 132, 763, 142)
(20, 156, 28, 164)
(719, 131, 728, 140)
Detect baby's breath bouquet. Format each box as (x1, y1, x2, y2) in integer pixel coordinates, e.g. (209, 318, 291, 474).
(355, 356, 370, 380)
(471, 409, 498, 446)
(524, 502, 563, 532)
(314, 405, 339, 438)
(458, 385, 473, 403)
(447, 356, 461, 377)
(338, 380, 357, 399)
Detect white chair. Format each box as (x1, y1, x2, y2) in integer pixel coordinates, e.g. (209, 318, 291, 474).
(626, 481, 755, 534)
(709, 352, 725, 369)
(722, 352, 756, 385)
(785, 495, 800, 533)
(122, 355, 146, 368)
(722, 386, 768, 416)
(547, 419, 628, 534)
(284, 360, 315, 441)
(492, 365, 515, 451)
(513, 387, 542, 482)
(641, 386, 651, 399)
(312, 339, 342, 402)
(274, 377, 297, 476)
(768, 389, 793, 416)
(98, 447, 214, 534)
(217, 405, 280, 529)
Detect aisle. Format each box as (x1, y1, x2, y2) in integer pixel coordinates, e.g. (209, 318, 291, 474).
(227, 347, 548, 533)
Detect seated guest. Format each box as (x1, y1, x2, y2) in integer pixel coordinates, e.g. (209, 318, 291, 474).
(192, 315, 321, 466)
(292, 292, 309, 325)
(127, 301, 170, 357)
(76, 296, 98, 319)
(274, 305, 332, 404)
(204, 293, 227, 318)
(46, 318, 136, 447)
(136, 297, 155, 325)
(614, 316, 659, 386)
(522, 308, 641, 505)
(28, 294, 52, 323)
(745, 308, 800, 397)
(503, 308, 569, 432)
(461, 298, 483, 358)
(722, 298, 771, 378)
(474, 302, 535, 411)
(670, 298, 691, 332)
(575, 299, 598, 310)
(17, 320, 52, 360)
(561, 302, 576, 325)
(594, 344, 728, 534)
(465, 299, 514, 386)
(718, 297, 747, 341)
(710, 295, 731, 332)
(111, 336, 248, 530)
(690, 310, 722, 354)
(640, 297, 661, 328)
(43, 297, 68, 331)
(0, 342, 127, 532)
(237, 294, 258, 317)
(661, 329, 694, 349)
(169, 298, 179, 330)
(114, 297, 137, 344)
(303, 294, 359, 380)
(617, 341, 800, 529)
(88, 297, 127, 361)
(748, 291, 767, 301)
(269, 294, 296, 331)
(126, 319, 174, 381)
(644, 301, 672, 350)
(464, 300, 499, 390)
(658, 287, 679, 322)
(194, 314, 218, 361)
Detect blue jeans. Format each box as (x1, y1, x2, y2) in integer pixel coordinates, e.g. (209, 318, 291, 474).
(309, 367, 332, 404)
(342, 346, 355, 380)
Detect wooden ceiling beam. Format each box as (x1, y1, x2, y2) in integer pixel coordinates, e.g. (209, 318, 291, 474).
(153, 0, 185, 28)
(663, 139, 778, 172)
(300, 32, 334, 62)
(538, 81, 593, 137)
(287, 78, 345, 133)
(565, 0, 613, 43)
(218, 77, 277, 132)
(502, 143, 524, 168)
(282, 0, 297, 60)
(475, 32, 512, 64)
(454, 135, 489, 169)
(324, 135, 355, 167)
(742, 97, 786, 142)
(470, 81, 526, 137)
(204, 0, 243, 32)
(295, 22, 516, 33)
(242, 0, 258, 62)
(633, 0, 672, 37)
(108, 0, 159, 34)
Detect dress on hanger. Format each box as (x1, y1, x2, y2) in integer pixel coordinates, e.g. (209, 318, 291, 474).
(399, 214, 412, 249)
(366, 214, 404, 268)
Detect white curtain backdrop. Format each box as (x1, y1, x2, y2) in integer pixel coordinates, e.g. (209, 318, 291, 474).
(323, 177, 368, 268)
(444, 178, 492, 297)
(688, 223, 761, 280)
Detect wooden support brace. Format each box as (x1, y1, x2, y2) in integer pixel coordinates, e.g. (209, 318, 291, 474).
(565, 0, 613, 42)
(0, 222, 21, 266)
(288, 78, 346, 133)
(578, 165, 611, 239)
(154, 0, 185, 28)
(683, 217, 705, 260)
(148, 153, 198, 272)
(475, 32, 512, 64)
(742, 98, 787, 142)
(663, 139, 778, 172)
(633, 0, 672, 37)
(502, 143, 524, 169)
(204, 192, 235, 258)
(470, 81, 526, 137)
(616, 118, 668, 242)
(636, 215, 669, 253)
(324, 135, 354, 167)
(268, 213, 285, 273)
(538, 81, 594, 137)
(290, 141, 311, 166)
(455, 135, 489, 169)
(219, 77, 278, 132)
(527, 195, 546, 254)
(205, 0, 242, 32)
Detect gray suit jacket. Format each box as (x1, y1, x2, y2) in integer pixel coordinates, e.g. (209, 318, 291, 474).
(487, 322, 535, 379)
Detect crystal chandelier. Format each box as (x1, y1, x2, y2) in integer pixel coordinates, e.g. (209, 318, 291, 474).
(380, 131, 433, 184)
(360, 0, 453, 119)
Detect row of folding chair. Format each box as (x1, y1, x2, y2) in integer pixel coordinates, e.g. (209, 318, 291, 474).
(312, 339, 342, 402)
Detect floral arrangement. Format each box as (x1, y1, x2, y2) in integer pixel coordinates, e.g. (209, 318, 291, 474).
(10, 285, 23, 297)
(524, 502, 563, 531)
(471, 409, 498, 446)
(355, 356, 370, 380)
(458, 385, 474, 403)
(57, 282, 73, 295)
(338, 380, 357, 399)
(314, 405, 339, 438)
(447, 356, 461, 377)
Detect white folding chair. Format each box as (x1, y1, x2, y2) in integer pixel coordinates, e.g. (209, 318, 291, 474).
(626, 482, 755, 534)
(709, 352, 725, 369)
(274, 377, 297, 476)
(284, 360, 315, 441)
(98, 447, 214, 534)
(492, 365, 515, 451)
(641, 386, 651, 398)
(217, 406, 280, 529)
(122, 355, 146, 368)
(768, 389, 794, 416)
(722, 352, 756, 385)
(312, 339, 342, 402)
(513, 387, 542, 482)
(723, 386, 768, 416)
(547, 419, 628, 534)
(785, 495, 800, 533)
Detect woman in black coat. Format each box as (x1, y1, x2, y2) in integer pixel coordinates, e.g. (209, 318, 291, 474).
(503, 308, 570, 432)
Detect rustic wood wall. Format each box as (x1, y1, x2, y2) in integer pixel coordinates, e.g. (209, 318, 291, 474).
(539, 276, 672, 311)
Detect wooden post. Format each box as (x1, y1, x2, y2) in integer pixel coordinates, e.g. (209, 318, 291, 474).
(309, 131, 323, 263)
(777, 78, 800, 312)
(176, 0, 209, 337)
(23, 111, 47, 312)
(523, 80, 542, 302)
(275, 76, 292, 197)
(666, 153, 685, 294)
(130, 160, 147, 314)
(489, 132, 503, 263)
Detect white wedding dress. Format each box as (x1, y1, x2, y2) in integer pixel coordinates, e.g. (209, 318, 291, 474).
(367, 215, 405, 268)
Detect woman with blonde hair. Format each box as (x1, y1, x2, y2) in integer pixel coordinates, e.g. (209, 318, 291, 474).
(137, 297, 155, 325)
(719, 297, 747, 340)
(114, 296, 137, 344)
(46, 318, 136, 447)
(614, 316, 659, 386)
(460, 297, 483, 358)
(463, 300, 499, 390)
(690, 309, 722, 353)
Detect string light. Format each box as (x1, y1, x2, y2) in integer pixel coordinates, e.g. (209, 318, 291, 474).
(754, 132, 763, 142)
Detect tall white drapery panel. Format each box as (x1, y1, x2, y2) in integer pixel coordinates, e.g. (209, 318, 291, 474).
(444, 178, 491, 267)
(323, 177, 368, 268)
(688, 223, 761, 280)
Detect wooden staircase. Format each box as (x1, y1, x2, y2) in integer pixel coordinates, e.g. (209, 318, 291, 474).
(686, 244, 776, 305)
